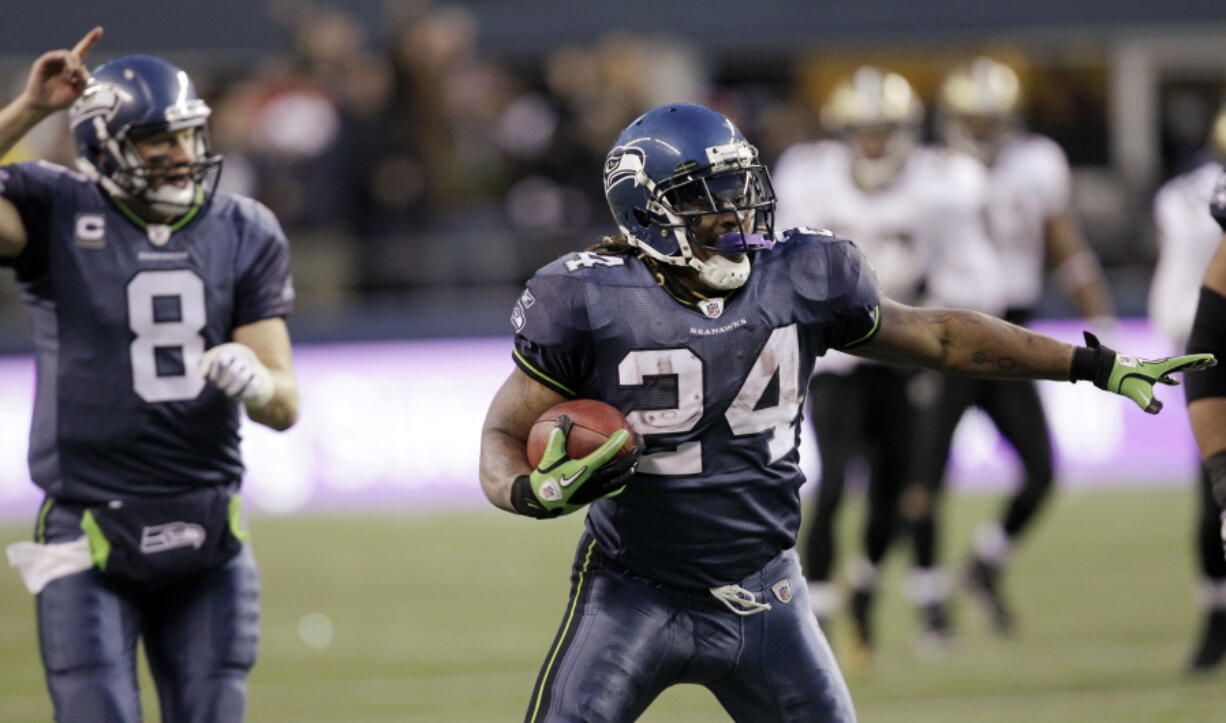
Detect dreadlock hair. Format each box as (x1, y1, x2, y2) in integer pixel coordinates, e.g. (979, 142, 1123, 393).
(587, 235, 640, 256)
(584, 235, 713, 304)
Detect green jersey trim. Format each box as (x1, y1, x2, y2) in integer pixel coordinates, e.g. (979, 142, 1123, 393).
(528, 538, 597, 722)
(107, 185, 206, 231)
(34, 498, 54, 544)
(229, 494, 251, 543)
(840, 304, 881, 349)
(80, 510, 111, 570)
(513, 348, 577, 398)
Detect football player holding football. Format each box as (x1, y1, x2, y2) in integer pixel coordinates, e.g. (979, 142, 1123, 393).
(1, 29, 298, 722)
(479, 102, 1213, 721)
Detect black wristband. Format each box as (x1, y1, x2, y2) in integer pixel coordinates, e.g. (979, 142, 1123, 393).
(1070, 345, 1099, 383)
(510, 475, 557, 519)
(1207, 451, 1226, 512)
(1070, 331, 1114, 389)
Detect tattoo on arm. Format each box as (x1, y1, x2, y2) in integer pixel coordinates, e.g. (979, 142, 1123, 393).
(971, 351, 1033, 373)
(923, 307, 1067, 379)
(855, 301, 1073, 380)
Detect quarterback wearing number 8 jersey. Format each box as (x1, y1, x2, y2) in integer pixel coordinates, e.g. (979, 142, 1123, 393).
(480, 103, 1213, 722)
(0, 29, 298, 722)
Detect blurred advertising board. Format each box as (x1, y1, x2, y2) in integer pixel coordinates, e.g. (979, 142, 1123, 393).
(0, 320, 1200, 519)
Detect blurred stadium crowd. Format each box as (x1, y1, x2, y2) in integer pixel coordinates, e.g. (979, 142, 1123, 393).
(0, 1, 1223, 335)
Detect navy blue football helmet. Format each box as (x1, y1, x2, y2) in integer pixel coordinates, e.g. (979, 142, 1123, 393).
(603, 104, 776, 289)
(69, 54, 221, 215)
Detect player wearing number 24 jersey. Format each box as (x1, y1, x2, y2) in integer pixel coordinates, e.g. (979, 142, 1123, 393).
(480, 103, 1214, 722)
(0, 29, 298, 723)
(514, 228, 878, 590)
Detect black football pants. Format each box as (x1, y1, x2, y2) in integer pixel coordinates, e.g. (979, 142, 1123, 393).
(803, 367, 920, 582)
(908, 376, 1054, 568)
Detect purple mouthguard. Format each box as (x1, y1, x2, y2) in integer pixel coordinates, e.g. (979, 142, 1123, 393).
(707, 232, 775, 255)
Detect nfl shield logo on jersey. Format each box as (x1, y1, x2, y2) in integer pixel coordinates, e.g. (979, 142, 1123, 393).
(771, 579, 793, 604)
(147, 224, 172, 246)
(699, 298, 725, 319)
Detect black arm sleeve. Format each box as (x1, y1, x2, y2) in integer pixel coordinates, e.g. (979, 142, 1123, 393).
(1186, 286, 1226, 403)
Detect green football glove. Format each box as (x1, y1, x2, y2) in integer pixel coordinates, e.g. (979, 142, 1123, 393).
(510, 415, 641, 519)
(1078, 331, 1217, 414)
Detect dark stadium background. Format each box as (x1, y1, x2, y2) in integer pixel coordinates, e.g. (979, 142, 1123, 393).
(1, 2, 1226, 720)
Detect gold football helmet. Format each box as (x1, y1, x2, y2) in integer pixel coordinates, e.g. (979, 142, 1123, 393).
(821, 66, 923, 190)
(937, 57, 1022, 163)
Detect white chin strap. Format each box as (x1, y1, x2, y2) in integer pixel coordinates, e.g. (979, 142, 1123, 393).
(621, 220, 753, 291)
(694, 253, 751, 291)
(144, 182, 197, 217)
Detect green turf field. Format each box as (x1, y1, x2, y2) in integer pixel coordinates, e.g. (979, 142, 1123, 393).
(2, 485, 1224, 721)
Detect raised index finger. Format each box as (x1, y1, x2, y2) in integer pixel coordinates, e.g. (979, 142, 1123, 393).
(71, 26, 104, 62)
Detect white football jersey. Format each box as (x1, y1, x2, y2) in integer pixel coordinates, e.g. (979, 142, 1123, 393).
(773, 140, 1004, 372)
(1149, 160, 1224, 345)
(982, 134, 1072, 311)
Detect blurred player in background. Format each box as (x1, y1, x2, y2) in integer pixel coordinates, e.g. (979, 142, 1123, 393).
(772, 66, 1004, 658)
(478, 102, 1208, 722)
(1153, 111, 1226, 671)
(0, 29, 298, 721)
(901, 57, 1117, 638)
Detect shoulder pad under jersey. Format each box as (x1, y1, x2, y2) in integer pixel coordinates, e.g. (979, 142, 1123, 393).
(515, 260, 597, 345)
(774, 228, 878, 304)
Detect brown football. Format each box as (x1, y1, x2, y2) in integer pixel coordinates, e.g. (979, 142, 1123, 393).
(526, 399, 636, 468)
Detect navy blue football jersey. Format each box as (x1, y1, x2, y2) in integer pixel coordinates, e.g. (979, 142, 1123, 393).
(513, 229, 881, 589)
(0, 161, 293, 503)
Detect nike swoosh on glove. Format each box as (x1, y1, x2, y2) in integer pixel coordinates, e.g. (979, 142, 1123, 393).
(510, 415, 641, 518)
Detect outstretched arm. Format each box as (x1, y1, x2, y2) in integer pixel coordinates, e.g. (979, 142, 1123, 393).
(852, 298, 1214, 413)
(852, 299, 1075, 380)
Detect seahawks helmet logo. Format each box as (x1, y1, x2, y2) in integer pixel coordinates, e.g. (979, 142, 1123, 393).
(604, 145, 646, 193)
(68, 81, 133, 128)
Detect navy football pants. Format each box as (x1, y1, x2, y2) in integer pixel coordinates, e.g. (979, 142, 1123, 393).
(36, 502, 260, 723)
(525, 534, 856, 722)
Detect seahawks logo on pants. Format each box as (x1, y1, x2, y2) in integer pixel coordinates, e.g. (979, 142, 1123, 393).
(140, 522, 207, 554)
